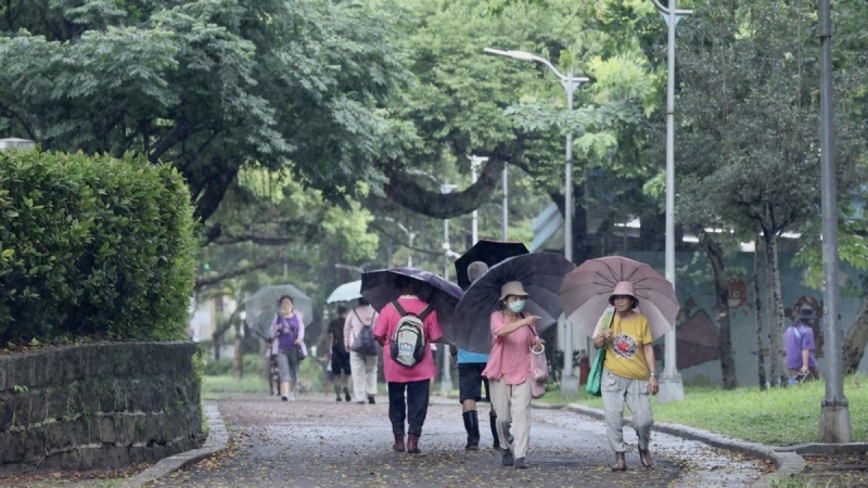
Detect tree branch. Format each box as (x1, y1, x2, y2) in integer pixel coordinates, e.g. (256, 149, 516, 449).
(370, 222, 442, 256)
(383, 155, 503, 219)
(194, 254, 297, 291)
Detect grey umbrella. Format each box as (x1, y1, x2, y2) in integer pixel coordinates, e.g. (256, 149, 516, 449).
(451, 252, 575, 353)
(244, 285, 314, 340)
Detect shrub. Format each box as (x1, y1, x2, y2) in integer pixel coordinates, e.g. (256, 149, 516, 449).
(0, 150, 197, 343)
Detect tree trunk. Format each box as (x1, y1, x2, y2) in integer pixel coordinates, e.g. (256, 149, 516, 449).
(259, 338, 271, 381)
(843, 294, 868, 374)
(761, 224, 786, 386)
(701, 235, 738, 389)
(754, 247, 767, 390)
(233, 322, 243, 380)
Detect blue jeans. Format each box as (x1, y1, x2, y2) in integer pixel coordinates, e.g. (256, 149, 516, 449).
(388, 379, 430, 435)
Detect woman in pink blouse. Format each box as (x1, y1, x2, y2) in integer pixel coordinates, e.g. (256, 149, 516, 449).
(482, 281, 543, 470)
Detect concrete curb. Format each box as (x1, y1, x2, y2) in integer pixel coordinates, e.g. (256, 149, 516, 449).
(117, 401, 229, 488)
(564, 404, 805, 488)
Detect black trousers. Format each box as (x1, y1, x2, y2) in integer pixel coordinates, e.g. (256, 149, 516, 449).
(388, 379, 430, 435)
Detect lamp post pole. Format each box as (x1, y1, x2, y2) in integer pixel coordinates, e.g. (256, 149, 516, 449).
(468, 155, 489, 245)
(483, 48, 588, 396)
(650, 0, 691, 403)
(440, 183, 457, 395)
(502, 163, 508, 241)
(818, 0, 851, 442)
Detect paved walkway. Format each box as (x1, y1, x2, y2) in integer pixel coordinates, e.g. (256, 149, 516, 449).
(133, 393, 773, 488)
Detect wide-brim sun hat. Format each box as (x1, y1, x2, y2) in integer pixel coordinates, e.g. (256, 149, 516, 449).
(499, 281, 529, 301)
(608, 281, 638, 305)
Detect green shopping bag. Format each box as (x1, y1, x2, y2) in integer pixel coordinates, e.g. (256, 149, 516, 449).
(585, 309, 614, 397)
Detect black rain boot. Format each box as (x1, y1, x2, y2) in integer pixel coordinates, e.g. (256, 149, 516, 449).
(462, 411, 480, 450)
(490, 412, 501, 451)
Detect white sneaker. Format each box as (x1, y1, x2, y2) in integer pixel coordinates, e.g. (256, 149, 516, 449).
(287, 392, 296, 402)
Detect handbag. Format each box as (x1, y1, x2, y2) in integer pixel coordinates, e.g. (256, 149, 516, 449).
(351, 309, 379, 356)
(586, 311, 615, 397)
(530, 345, 549, 399)
(529, 325, 548, 399)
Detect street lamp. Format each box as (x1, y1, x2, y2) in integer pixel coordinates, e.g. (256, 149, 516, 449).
(650, 0, 691, 404)
(484, 47, 589, 396)
(468, 155, 489, 245)
(440, 183, 457, 395)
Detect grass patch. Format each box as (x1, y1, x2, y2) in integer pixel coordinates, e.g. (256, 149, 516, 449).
(202, 375, 270, 395)
(541, 374, 868, 446)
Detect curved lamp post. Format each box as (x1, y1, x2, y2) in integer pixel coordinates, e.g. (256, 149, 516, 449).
(483, 48, 589, 396)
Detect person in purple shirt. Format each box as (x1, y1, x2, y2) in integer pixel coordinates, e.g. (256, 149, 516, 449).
(785, 305, 819, 383)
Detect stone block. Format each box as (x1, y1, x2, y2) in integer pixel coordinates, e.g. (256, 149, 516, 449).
(0, 429, 25, 463)
(93, 416, 116, 444)
(22, 428, 45, 464)
(0, 357, 11, 391)
(60, 449, 81, 470)
(43, 421, 64, 452)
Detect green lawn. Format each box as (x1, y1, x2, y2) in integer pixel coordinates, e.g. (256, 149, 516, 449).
(539, 374, 868, 446)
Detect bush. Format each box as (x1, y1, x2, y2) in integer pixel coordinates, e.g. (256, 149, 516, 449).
(0, 150, 197, 343)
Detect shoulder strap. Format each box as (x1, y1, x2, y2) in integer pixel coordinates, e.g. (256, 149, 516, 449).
(417, 304, 433, 321)
(391, 300, 407, 317)
(352, 308, 369, 326)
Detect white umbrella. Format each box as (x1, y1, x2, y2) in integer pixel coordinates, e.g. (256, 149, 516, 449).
(326, 280, 362, 303)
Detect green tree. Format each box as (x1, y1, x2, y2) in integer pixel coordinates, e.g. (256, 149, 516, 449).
(676, 0, 867, 385)
(0, 0, 409, 221)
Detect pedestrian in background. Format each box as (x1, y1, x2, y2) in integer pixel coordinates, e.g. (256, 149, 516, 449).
(785, 305, 819, 383)
(374, 276, 443, 454)
(482, 281, 543, 470)
(327, 305, 352, 402)
(594, 281, 657, 471)
(451, 261, 503, 451)
(345, 297, 379, 404)
(270, 295, 305, 401)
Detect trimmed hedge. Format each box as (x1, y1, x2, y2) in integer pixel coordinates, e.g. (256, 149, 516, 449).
(0, 150, 197, 343)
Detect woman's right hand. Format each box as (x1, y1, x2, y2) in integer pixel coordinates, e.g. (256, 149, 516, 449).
(524, 315, 542, 326)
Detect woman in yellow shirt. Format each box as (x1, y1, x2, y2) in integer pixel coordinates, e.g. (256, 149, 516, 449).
(593, 281, 659, 471)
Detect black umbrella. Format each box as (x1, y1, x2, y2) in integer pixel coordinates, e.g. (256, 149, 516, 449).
(360, 267, 464, 342)
(451, 252, 575, 354)
(453, 240, 530, 290)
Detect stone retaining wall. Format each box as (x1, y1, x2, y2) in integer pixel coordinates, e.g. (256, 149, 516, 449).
(0, 342, 203, 474)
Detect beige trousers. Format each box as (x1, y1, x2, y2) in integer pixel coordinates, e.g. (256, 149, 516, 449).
(349, 351, 378, 401)
(489, 377, 531, 459)
(601, 369, 654, 453)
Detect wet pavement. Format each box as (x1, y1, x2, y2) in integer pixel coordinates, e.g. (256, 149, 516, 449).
(144, 394, 768, 488)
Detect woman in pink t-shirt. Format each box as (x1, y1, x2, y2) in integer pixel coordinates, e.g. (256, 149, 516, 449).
(373, 277, 443, 454)
(482, 281, 543, 470)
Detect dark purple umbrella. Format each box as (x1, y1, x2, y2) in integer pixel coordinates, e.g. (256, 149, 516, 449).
(360, 267, 464, 342)
(453, 240, 529, 290)
(451, 252, 575, 353)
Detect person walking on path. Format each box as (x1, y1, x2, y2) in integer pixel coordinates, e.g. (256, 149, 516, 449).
(482, 281, 544, 470)
(270, 295, 306, 401)
(345, 297, 380, 404)
(328, 305, 352, 402)
(785, 305, 820, 383)
(594, 281, 658, 471)
(374, 277, 443, 454)
(450, 260, 502, 451)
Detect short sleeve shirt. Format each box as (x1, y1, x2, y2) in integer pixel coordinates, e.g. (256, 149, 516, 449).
(482, 311, 535, 385)
(373, 297, 443, 383)
(327, 317, 345, 348)
(599, 313, 652, 380)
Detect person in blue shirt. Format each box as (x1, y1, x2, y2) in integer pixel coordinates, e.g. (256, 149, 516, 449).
(450, 261, 504, 450)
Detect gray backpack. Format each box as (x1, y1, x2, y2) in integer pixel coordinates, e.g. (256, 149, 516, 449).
(389, 300, 432, 367)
